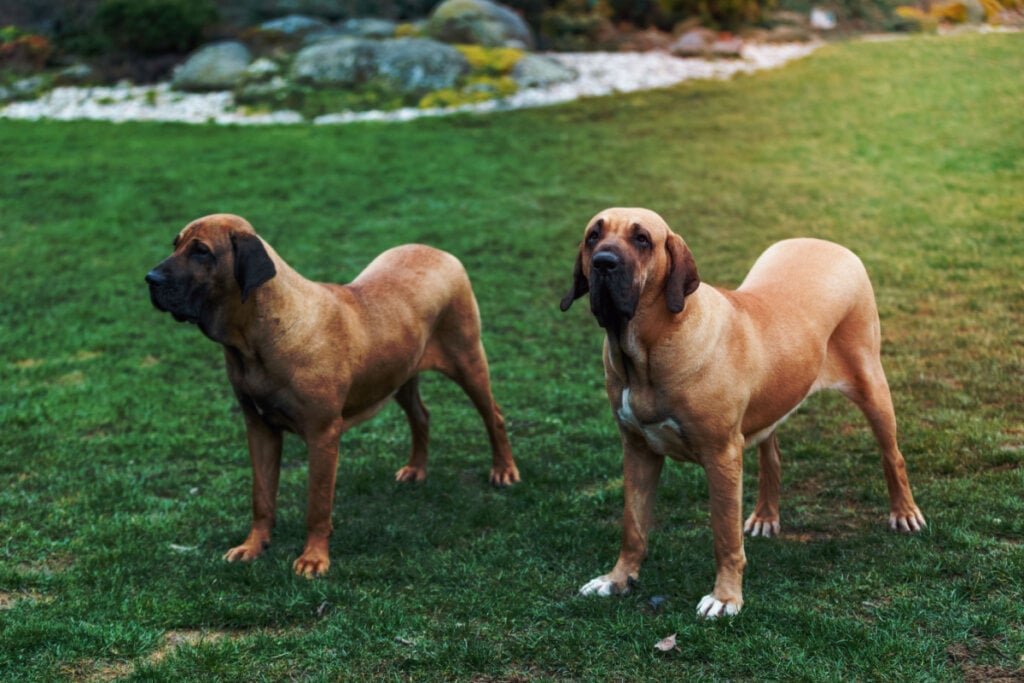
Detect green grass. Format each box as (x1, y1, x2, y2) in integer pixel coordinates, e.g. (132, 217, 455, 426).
(1, 32, 1022, 681)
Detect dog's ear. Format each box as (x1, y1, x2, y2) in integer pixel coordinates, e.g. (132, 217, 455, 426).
(560, 247, 589, 311)
(231, 232, 276, 303)
(664, 232, 700, 314)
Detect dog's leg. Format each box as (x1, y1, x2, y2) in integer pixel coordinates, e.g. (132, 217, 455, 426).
(294, 419, 344, 578)
(580, 434, 664, 596)
(744, 431, 782, 538)
(697, 439, 746, 618)
(394, 376, 431, 483)
(446, 342, 519, 487)
(225, 414, 283, 563)
(841, 363, 926, 532)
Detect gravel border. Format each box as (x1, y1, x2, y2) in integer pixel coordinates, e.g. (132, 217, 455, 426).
(0, 43, 822, 126)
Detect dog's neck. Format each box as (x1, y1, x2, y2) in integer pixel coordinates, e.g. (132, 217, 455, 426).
(219, 261, 324, 359)
(604, 285, 720, 387)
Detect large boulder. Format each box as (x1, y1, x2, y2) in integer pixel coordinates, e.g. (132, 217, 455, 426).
(172, 41, 252, 91)
(291, 37, 470, 95)
(427, 0, 535, 49)
(511, 54, 577, 88)
(291, 38, 372, 86)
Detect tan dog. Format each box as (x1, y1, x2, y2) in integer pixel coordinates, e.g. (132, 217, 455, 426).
(561, 208, 924, 618)
(146, 214, 519, 578)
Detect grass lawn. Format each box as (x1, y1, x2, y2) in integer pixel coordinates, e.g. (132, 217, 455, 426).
(1, 32, 1022, 681)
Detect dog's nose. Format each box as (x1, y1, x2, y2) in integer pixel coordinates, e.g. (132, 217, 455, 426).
(145, 270, 165, 287)
(592, 251, 621, 272)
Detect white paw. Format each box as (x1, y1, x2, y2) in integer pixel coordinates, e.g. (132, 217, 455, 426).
(744, 517, 781, 538)
(696, 594, 740, 619)
(579, 575, 616, 597)
(889, 511, 926, 533)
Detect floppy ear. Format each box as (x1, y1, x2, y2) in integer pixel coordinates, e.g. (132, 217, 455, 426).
(231, 232, 276, 303)
(664, 232, 700, 314)
(559, 247, 589, 311)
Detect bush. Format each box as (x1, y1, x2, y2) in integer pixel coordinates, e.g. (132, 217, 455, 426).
(96, 0, 217, 55)
(0, 27, 54, 73)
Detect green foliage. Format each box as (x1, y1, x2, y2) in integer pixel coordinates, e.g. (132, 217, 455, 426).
(455, 45, 525, 75)
(0, 33, 1023, 681)
(419, 75, 518, 108)
(95, 0, 218, 55)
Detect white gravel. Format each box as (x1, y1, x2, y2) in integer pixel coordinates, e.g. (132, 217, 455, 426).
(0, 43, 820, 126)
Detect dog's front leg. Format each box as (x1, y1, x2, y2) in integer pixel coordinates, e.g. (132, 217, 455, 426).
(697, 438, 747, 618)
(224, 413, 283, 563)
(293, 419, 344, 578)
(580, 433, 664, 596)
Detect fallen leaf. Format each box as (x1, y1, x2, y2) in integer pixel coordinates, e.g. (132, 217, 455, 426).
(654, 633, 677, 652)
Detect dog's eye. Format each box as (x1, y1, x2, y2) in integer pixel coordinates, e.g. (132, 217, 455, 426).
(190, 242, 212, 259)
(634, 233, 651, 247)
(586, 230, 600, 245)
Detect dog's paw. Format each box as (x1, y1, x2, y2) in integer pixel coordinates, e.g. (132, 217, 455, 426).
(395, 465, 427, 483)
(889, 509, 926, 533)
(579, 575, 627, 597)
(696, 594, 741, 619)
(223, 536, 269, 563)
(489, 464, 520, 487)
(743, 513, 781, 538)
(293, 551, 330, 579)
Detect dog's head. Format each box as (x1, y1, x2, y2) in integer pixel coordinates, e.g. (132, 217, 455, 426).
(560, 208, 700, 333)
(145, 214, 276, 339)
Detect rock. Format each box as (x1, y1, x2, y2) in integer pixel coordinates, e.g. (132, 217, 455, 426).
(427, 0, 535, 49)
(260, 14, 329, 36)
(670, 29, 715, 57)
(711, 36, 744, 58)
(340, 18, 398, 39)
(54, 63, 94, 85)
(809, 8, 837, 29)
(291, 37, 371, 87)
(511, 54, 577, 88)
(374, 38, 471, 95)
(172, 42, 252, 92)
(0, 76, 48, 103)
(292, 37, 469, 95)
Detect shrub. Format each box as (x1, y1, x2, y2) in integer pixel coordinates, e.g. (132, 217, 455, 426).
(455, 45, 524, 75)
(0, 28, 54, 73)
(96, 0, 217, 55)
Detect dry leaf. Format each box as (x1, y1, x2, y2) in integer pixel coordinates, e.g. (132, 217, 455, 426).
(654, 633, 677, 652)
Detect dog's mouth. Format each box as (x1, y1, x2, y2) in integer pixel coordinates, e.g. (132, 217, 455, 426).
(589, 267, 638, 332)
(147, 282, 201, 325)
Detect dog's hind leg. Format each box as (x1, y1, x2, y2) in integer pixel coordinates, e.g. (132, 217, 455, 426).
(839, 353, 926, 533)
(394, 376, 431, 483)
(744, 431, 782, 537)
(443, 339, 519, 487)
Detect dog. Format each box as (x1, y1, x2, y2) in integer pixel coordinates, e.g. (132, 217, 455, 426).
(560, 208, 925, 618)
(146, 214, 519, 578)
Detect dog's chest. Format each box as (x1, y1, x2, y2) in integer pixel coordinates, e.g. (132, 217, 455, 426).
(616, 388, 689, 458)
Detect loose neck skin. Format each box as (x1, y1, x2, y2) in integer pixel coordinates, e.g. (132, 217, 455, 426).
(604, 285, 728, 388)
(214, 251, 324, 360)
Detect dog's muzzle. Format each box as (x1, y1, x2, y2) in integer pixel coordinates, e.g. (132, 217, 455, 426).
(589, 249, 637, 331)
(145, 267, 198, 323)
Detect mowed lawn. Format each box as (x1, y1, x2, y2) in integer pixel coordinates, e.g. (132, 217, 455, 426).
(1, 32, 1021, 681)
